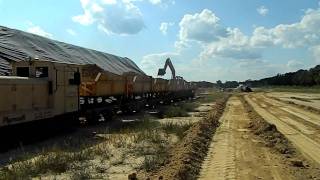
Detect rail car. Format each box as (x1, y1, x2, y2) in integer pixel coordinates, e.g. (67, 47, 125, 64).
(0, 60, 195, 127)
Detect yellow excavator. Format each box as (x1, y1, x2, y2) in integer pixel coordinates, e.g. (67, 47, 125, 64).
(157, 58, 176, 79)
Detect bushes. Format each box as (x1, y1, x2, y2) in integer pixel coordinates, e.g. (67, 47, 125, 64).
(0, 149, 94, 180)
(162, 103, 197, 118)
(162, 122, 193, 140)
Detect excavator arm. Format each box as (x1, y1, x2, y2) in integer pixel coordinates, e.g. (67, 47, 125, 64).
(157, 58, 176, 79)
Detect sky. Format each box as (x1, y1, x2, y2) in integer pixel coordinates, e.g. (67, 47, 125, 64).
(0, 0, 319, 82)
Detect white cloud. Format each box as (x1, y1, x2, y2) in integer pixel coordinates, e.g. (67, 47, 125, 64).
(148, 0, 175, 8)
(101, 0, 117, 5)
(174, 7, 320, 62)
(311, 45, 320, 63)
(73, 0, 145, 35)
(257, 6, 269, 16)
(287, 60, 305, 71)
(159, 22, 174, 35)
(72, 11, 95, 25)
(26, 22, 53, 39)
(149, 0, 161, 5)
(250, 27, 275, 47)
(67, 29, 77, 36)
(178, 9, 227, 43)
(200, 28, 261, 60)
(251, 8, 320, 48)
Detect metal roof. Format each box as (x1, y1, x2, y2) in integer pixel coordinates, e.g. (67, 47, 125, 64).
(0, 26, 145, 76)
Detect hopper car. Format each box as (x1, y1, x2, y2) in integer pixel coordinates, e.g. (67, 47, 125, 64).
(0, 59, 195, 128)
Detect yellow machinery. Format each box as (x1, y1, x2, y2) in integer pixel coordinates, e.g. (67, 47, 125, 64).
(0, 60, 80, 127)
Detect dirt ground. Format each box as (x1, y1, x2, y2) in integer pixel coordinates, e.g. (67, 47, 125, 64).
(266, 92, 320, 111)
(199, 95, 320, 180)
(245, 93, 320, 166)
(199, 96, 294, 179)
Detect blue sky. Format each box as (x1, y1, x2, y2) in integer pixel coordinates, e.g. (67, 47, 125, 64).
(0, 0, 319, 82)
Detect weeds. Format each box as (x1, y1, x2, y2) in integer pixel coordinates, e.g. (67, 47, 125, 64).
(70, 170, 92, 180)
(161, 101, 198, 118)
(0, 101, 199, 179)
(0, 148, 96, 180)
(162, 122, 193, 140)
(163, 106, 189, 118)
(92, 143, 111, 159)
(110, 153, 126, 166)
(198, 91, 227, 103)
(111, 118, 161, 134)
(141, 154, 167, 172)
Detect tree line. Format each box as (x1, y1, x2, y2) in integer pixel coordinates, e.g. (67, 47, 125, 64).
(216, 64, 320, 88)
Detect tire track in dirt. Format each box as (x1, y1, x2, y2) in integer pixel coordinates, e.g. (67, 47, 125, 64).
(198, 100, 236, 180)
(250, 94, 320, 144)
(199, 96, 293, 180)
(245, 94, 320, 165)
(261, 94, 320, 127)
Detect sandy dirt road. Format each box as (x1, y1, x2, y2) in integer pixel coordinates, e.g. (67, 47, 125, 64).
(266, 92, 320, 111)
(199, 96, 294, 180)
(245, 93, 320, 166)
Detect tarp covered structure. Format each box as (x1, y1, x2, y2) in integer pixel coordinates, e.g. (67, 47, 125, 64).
(0, 26, 145, 76)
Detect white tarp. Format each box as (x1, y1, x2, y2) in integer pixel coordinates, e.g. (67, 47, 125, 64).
(0, 26, 145, 76)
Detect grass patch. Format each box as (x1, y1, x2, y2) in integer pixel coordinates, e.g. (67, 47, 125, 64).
(139, 136, 169, 172)
(70, 170, 92, 180)
(0, 149, 94, 180)
(163, 106, 189, 118)
(198, 90, 228, 103)
(109, 118, 161, 134)
(162, 102, 198, 118)
(162, 122, 193, 140)
(141, 154, 167, 172)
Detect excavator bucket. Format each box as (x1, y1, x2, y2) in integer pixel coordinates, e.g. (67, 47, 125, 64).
(158, 68, 166, 76)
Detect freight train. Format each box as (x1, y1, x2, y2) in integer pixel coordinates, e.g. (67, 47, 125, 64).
(0, 26, 195, 128)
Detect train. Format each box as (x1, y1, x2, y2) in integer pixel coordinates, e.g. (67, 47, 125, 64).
(0, 26, 196, 128)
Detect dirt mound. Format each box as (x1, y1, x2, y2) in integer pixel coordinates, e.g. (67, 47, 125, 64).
(145, 97, 229, 180)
